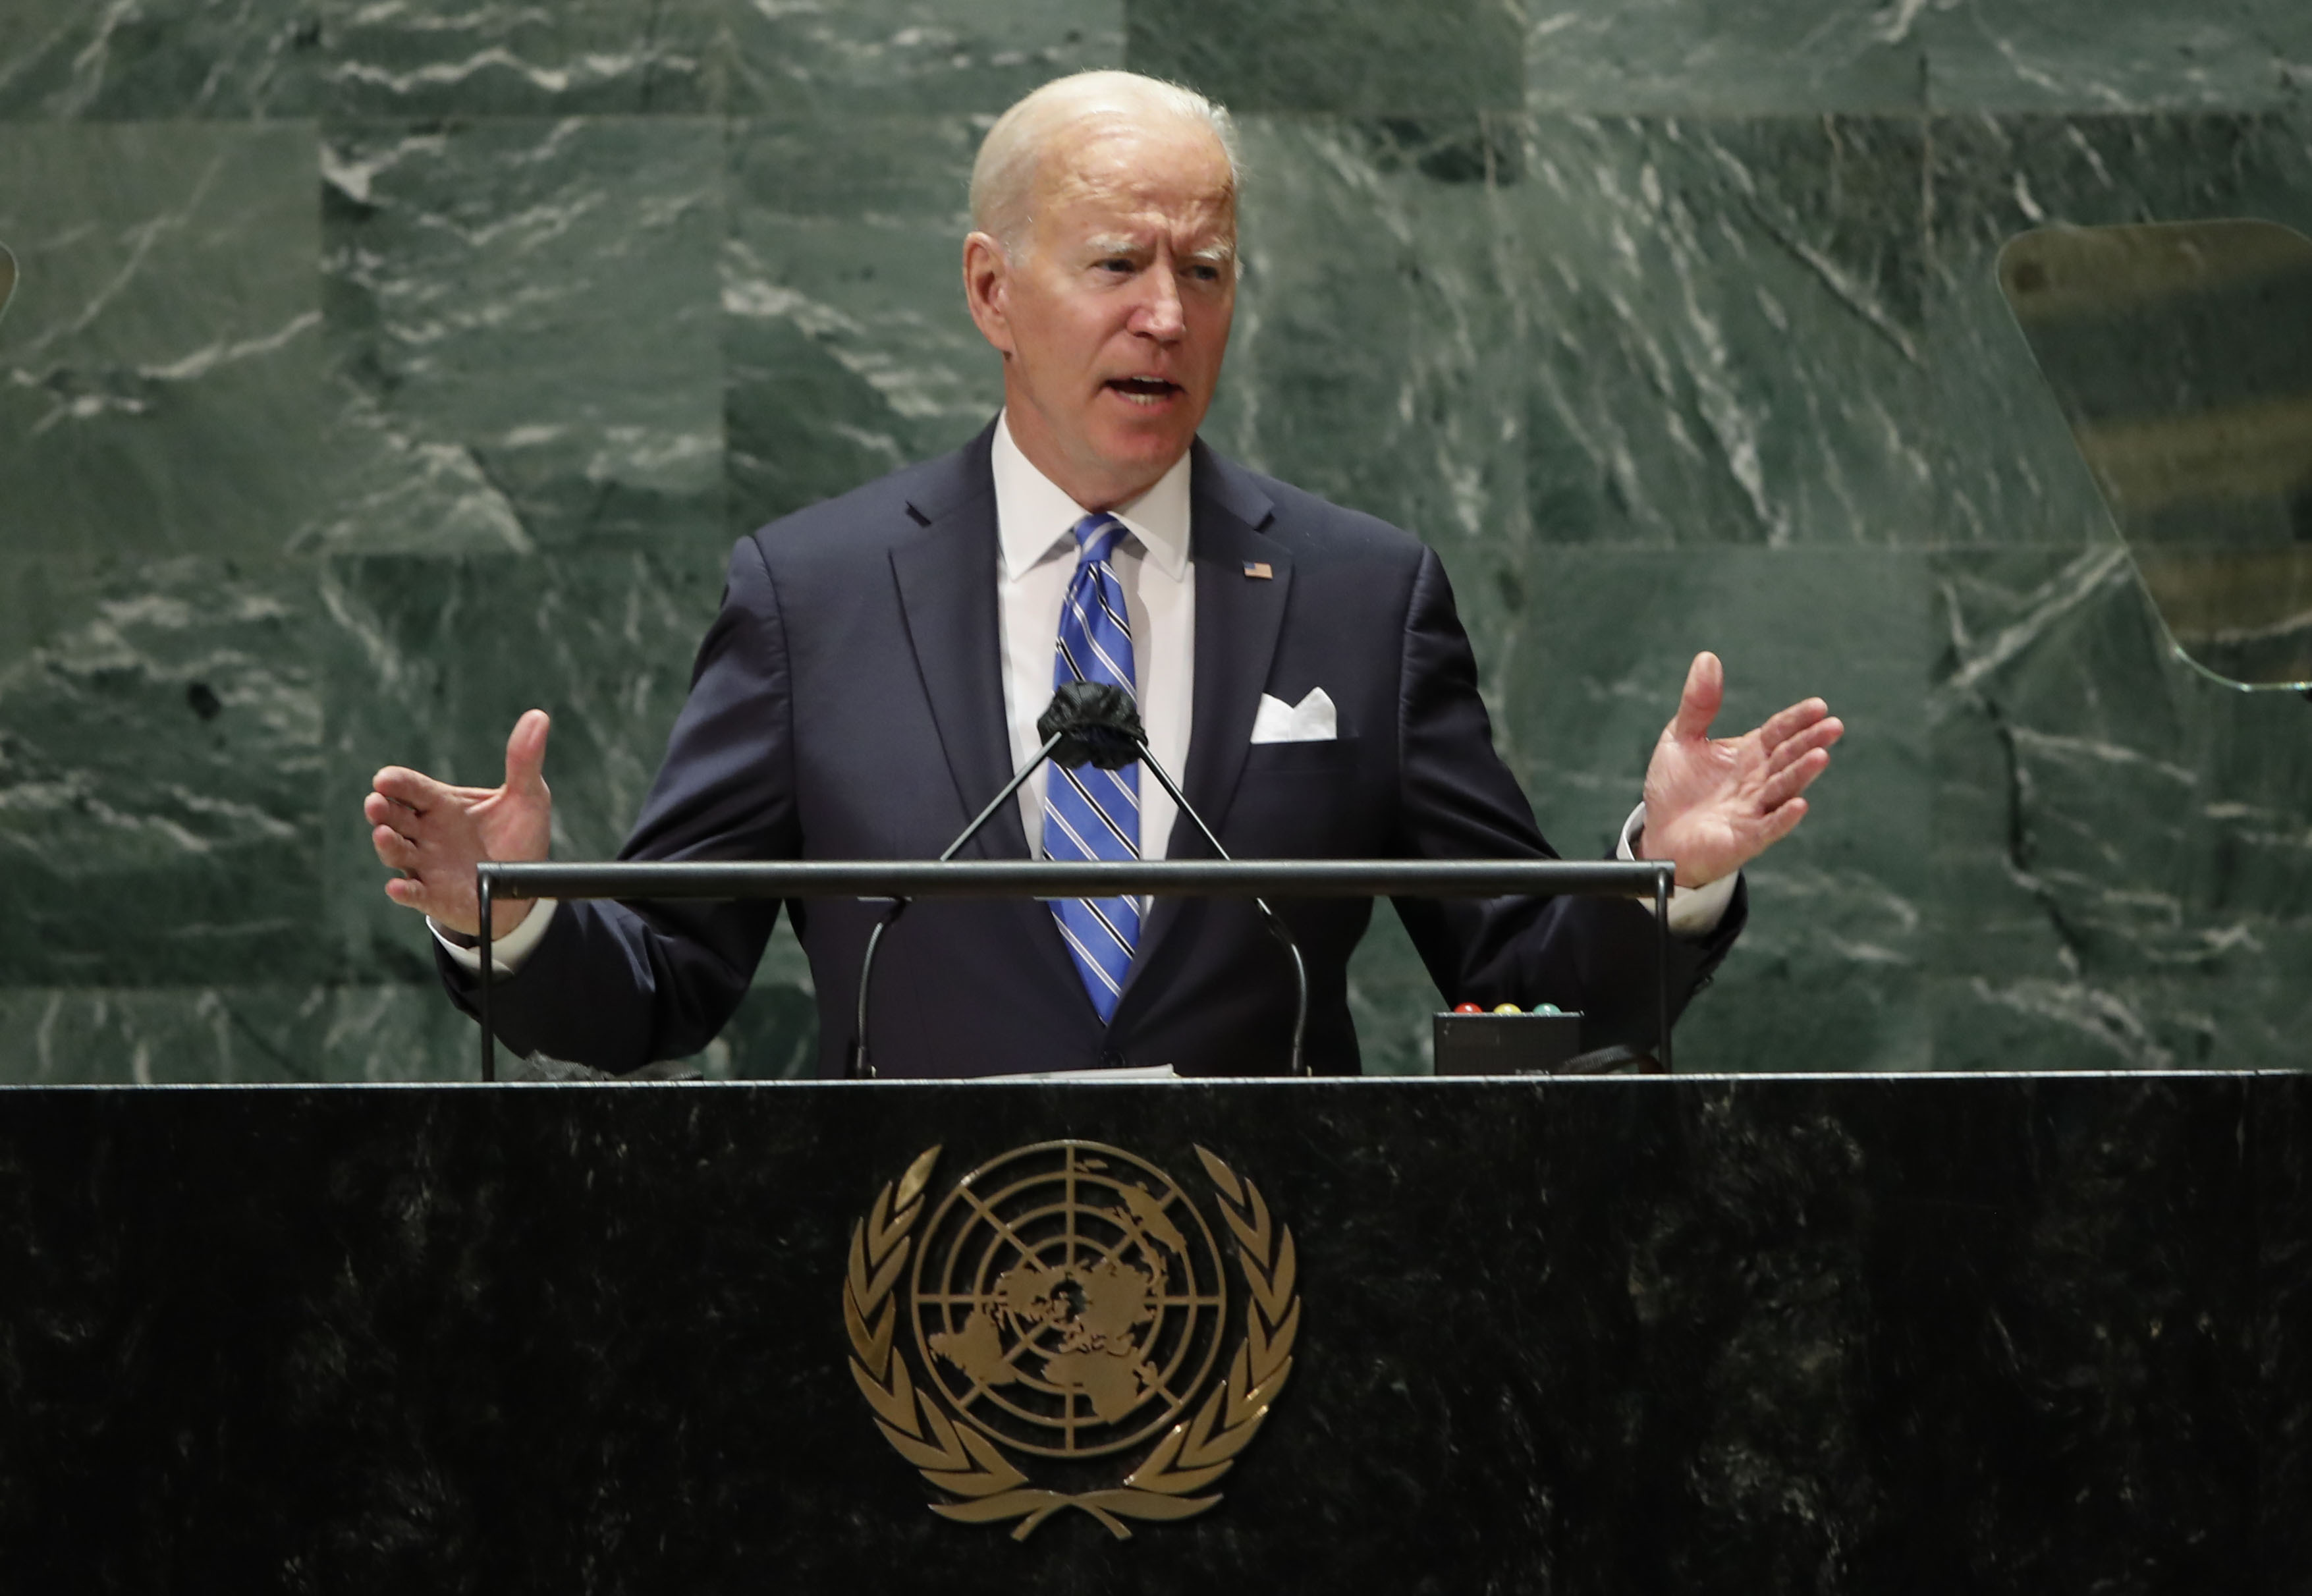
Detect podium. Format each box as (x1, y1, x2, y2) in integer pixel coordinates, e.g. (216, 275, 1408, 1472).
(1, 1071, 2303, 1591)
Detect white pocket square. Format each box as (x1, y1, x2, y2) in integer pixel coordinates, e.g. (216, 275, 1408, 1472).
(1250, 687, 1337, 744)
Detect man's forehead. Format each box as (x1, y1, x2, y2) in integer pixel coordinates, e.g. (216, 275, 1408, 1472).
(1035, 121, 1235, 217)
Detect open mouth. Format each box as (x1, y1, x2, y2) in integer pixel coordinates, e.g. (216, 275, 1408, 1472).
(1106, 376, 1182, 407)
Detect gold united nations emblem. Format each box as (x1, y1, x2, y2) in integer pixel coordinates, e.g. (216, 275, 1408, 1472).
(842, 1140, 1300, 1540)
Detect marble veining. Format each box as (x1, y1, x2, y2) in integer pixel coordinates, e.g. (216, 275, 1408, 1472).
(0, 1074, 2298, 1590)
(1, 2, 2311, 1083)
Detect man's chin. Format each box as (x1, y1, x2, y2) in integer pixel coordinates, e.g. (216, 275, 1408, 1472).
(1089, 410, 1200, 470)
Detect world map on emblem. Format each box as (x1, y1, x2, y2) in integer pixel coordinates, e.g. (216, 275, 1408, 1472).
(910, 1140, 1230, 1459)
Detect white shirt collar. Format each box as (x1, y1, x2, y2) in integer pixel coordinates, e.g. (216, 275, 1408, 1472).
(991, 410, 1194, 584)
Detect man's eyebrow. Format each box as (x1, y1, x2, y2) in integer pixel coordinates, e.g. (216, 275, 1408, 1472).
(1079, 234, 1237, 264)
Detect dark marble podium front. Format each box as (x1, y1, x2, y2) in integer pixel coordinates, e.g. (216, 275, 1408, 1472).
(1, 1074, 2303, 1595)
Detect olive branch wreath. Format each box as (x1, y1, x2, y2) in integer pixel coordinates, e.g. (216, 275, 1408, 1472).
(842, 1143, 1300, 1541)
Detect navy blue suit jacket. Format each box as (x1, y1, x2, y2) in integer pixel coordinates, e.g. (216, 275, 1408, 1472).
(440, 427, 1743, 1076)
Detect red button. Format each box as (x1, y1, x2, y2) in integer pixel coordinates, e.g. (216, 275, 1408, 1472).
(1452, 1003, 1483, 1014)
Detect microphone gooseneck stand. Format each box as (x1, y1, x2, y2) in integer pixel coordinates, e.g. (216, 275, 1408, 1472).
(850, 681, 1315, 1079)
(1129, 741, 1311, 1078)
(848, 730, 1063, 1079)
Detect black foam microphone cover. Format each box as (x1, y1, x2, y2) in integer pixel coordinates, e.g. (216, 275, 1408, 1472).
(1037, 680, 1144, 771)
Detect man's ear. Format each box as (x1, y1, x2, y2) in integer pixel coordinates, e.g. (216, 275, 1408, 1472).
(962, 232, 1014, 356)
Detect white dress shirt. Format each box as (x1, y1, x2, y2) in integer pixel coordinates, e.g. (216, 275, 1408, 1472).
(991, 411, 1193, 858)
(439, 414, 1730, 975)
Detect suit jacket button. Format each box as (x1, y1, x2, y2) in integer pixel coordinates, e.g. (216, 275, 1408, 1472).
(1099, 1049, 1126, 1070)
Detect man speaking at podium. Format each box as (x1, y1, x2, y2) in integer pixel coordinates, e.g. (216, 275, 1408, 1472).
(363, 71, 1842, 1078)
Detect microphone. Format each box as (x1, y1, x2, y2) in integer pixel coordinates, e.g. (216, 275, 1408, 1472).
(848, 682, 1312, 1078)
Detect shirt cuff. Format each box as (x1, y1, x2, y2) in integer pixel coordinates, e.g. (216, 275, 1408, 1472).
(431, 898, 559, 976)
(1617, 806, 1736, 937)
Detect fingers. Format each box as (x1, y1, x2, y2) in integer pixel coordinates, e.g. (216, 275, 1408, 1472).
(371, 821, 420, 873)
(373, 763, 453, 815)
(1755, 695, 1832, 754)
(1755, 745, 1832, 812)
(503, 708, 552, 797)
(1753, 796, 1809, 852)
(362, 789, 408, 831)
(1761, 714, 1844, 778)
(1668, 651, 1724, 741)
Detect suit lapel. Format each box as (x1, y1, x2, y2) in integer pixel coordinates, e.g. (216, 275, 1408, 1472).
(1128, 445, 1286, 991)
(1173, 444, 1286, 855)
(889, 426, 1087, 1019)
(889, 429, 1031, 861)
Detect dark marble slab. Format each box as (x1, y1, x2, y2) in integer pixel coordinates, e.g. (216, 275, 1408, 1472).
(0, 558, 329, 987)
(314, 118, 726, 557)
(0, 123, 326, 566)
(1128, 0, 1520, 115)
(1511, 115, 1937, 547)
(729, 0, 1122, 117)
(723, 114, 1000, 533)
(1522, 0, 1926, 115)
(1921, 0, 2312, 113)
(0, 985, 469, 1084)
(0, 1074, 2299, 1593)
(1927, 547, 2312, 1074)
(320, 0, 719, 117)
(2255, 1072, 2312, 1594)
(0, 0, 325, 119)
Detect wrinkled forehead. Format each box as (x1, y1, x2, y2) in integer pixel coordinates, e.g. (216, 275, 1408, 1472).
(1033, 115, 1237, 236)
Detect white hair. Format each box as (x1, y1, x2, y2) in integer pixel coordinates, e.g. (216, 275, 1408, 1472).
(969, 70, 1241, 259)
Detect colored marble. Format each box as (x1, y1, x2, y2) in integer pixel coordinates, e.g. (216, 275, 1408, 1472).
(1922, 0, 2312, 112)
(723, 114, 1001, 532)
(314, 118, 727, 557)
(0, 0, 323, 119)
(0, 123, 326, 566)
(1524, 0, 1925, 114)
(0, 558, 329, 987)
(321, 0, 720, 117)
(3, 0, 2311, 1084)
(1512, 115, 1938, 547)
(0, 983, 468, 1084)
(1927, 545, 2312, 1074)
(1130, 0, 1520, 114)
(727, 0, 1124, 117)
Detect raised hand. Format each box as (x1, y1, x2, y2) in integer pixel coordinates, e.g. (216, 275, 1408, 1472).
(1638, 653, 1841, 889)
(366, 709, 553, 938)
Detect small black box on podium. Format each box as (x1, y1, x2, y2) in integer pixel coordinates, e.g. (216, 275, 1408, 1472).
(1432, 1009, 1583, 1074)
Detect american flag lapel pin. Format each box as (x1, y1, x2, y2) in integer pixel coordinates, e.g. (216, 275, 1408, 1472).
(1242, 561, 1273, 580)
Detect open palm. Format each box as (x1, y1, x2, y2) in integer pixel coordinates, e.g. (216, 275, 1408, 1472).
(1639, 653, 1841, 888)
(364, 709, 554, 937)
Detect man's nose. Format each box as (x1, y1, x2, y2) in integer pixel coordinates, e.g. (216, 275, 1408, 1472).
(1130, 267, 1187, 341)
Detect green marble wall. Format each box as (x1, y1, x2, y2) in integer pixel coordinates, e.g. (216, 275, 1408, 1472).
(3, 0, 2309, 1082)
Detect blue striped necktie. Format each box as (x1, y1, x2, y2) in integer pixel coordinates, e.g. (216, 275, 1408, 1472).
(1043, 512, 1141, 1022)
